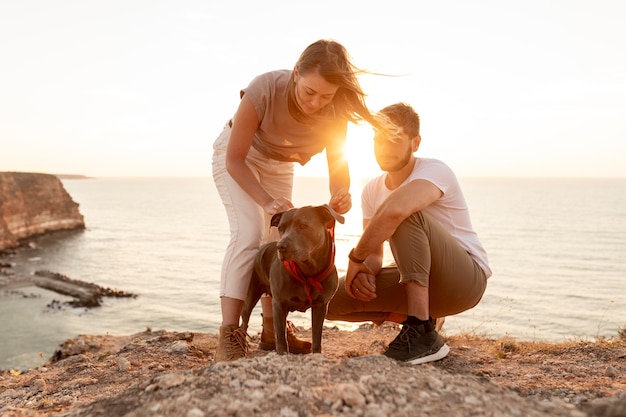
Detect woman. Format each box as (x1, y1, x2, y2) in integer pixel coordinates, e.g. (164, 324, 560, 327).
(212, 39, 376, 361)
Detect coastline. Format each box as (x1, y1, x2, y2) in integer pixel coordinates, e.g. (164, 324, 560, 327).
(1, 174, 625, 415)
(4, 175, 626, 371)
(1, 324, 624, 417)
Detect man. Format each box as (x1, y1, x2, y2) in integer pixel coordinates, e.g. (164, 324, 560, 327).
(327, 103, 492, 364)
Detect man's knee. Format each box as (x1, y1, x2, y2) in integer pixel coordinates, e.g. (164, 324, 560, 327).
(395, 211, 426, 234)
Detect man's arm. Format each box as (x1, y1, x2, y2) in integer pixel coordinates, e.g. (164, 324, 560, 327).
(352, 179, 442, 261)
(345, 219, 383, 300)
(345, 179, 441, 299)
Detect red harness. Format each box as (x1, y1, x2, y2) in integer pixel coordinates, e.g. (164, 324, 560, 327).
(281, 228, 335, 306)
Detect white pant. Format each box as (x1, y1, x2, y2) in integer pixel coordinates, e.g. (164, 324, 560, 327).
(211, 122, 294, 300)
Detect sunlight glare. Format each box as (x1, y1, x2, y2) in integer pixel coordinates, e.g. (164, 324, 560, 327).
(345, 124, 382, 181)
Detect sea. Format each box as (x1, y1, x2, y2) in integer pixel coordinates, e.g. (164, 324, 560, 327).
(1, 176, 625, 370)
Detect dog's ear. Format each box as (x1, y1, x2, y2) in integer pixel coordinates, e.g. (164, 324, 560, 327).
(270, 212, 284, 228)
(318, 204, 345, 225)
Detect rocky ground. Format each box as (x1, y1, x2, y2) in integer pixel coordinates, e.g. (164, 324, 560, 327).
(1, 323, 625, 417)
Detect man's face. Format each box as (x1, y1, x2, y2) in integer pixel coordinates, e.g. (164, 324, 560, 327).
(373, 128, 414, 172)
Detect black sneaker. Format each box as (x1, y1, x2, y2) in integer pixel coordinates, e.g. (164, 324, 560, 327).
(383, 320, 450, 364)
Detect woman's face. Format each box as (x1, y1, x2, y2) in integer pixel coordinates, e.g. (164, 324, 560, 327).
(293, 68, 339, 115)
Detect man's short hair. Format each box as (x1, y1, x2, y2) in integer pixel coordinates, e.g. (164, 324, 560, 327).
(376, 103, 420, 138)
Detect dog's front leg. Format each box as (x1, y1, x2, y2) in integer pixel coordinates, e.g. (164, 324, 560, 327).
(272, 300, 290, 355)
(310, 303, 327, 354)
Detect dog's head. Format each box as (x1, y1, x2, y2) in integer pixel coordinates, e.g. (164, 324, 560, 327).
(271, 205, 344, 263)
(271, 204, 344, 230)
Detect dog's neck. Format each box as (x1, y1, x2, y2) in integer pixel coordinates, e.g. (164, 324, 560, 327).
(281, 228, 335, 306)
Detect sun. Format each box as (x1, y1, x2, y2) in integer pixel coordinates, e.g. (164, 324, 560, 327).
(293, 123, 382, 181)
(344, 124, 382, 181)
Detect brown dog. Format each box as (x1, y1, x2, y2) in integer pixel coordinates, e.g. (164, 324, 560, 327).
(241, 205, 344, 354)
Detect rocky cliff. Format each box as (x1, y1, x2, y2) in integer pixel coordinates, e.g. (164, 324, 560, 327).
(1, 326, 625, 416)
(0, 172, 85, 250)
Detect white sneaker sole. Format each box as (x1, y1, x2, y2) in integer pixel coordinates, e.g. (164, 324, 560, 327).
(406, 343, 450, 365)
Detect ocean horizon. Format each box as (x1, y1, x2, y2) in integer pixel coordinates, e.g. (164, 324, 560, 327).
(1, 175, 625, 370)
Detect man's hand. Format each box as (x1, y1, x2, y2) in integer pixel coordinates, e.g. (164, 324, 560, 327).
(345, 261, 376, 300)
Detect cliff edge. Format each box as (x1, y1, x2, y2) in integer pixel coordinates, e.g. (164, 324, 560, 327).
(1, 325, 625, 417)
(0, 172, 85, 250)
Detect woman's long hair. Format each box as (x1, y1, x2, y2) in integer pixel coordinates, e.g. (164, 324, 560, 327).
(287, 39, 377, 126)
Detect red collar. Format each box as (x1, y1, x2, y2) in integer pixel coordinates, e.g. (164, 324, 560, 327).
(281, 228, 335, 306)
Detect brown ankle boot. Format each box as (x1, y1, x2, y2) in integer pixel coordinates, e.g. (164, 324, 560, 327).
(434, 317, 445, 332)
(215, 324, 248, 362)
(259, 315, 312, 354)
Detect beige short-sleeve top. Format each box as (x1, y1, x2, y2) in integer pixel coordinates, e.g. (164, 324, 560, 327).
(241, 70, 347, 165)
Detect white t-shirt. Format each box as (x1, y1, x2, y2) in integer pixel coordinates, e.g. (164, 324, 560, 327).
(362, 158, 492, 278)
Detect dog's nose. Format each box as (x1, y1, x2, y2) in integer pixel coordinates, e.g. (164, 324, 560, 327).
(276, 240, 287, 251)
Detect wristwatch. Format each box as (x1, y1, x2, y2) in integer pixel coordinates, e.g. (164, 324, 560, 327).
(348, 248, 366, 264)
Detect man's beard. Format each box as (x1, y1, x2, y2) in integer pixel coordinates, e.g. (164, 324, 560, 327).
(377, 144, 413, 172)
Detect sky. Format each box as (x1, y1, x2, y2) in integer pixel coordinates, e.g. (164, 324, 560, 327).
(1, 0, 625, 179)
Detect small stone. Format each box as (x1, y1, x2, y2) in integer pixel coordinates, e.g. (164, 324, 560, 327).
(156, 373, 186, 389)
(279, 407, 298, 417)
(226, 400, 241, 414)
(275, 384, 297, 397)
(30, 378, 47, 393)
(606, 366, 618, 377)
(177, 393, 191, 403)
(363, 405, 387, 417)
(168, 341, 189, 354)
(187, 408, 205, 417)
(118, 357, 131, 372)
(426, 375, 445, 390)
(331, 399, 343, 411)
(337, 383, 365, 407)
(250, 389, 264, 400)
(464, 395, 481, 405)
(394, 396, 407, 406)
(243, 379, 263, 388)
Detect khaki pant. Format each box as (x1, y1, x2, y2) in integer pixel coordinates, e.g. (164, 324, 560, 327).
(327, 211, 487, 323)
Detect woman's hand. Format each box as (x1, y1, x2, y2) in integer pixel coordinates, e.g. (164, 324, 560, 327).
(329, 188, 352, 215)
(263, 197, 294, 215)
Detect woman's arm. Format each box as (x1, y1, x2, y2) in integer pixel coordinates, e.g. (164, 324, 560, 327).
(226, 95, 292, 213)
(325, 124, 352, 214)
